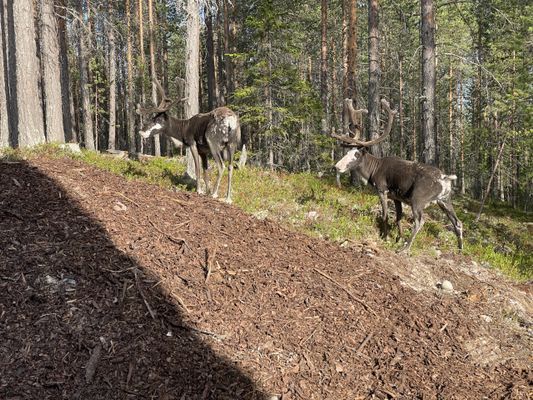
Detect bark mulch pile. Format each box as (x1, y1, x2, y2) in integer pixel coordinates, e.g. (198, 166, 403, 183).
(1, 156, 531, 399)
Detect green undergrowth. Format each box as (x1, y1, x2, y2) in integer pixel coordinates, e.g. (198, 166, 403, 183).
(2, 145, 531, 282)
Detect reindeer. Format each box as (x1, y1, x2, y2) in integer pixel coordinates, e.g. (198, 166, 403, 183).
(333, 99, 463, 253)
(137, 79, 241, 203)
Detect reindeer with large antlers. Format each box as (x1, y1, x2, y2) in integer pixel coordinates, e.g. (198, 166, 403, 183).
(333, 99, 463, 253)
(138, 79, 241, 203)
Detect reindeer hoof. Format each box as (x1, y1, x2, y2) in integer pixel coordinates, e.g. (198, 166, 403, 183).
(396, 246, 410, 255)
(224, 198, 232, 204)
(211, 193, 219, 199)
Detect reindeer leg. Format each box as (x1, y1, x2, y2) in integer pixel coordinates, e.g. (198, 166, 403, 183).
(378, 191, 389, 239)
(225, 147, 235, 203)
(200, 153, 210, 195)
(394, 200, 403, 241)
(211, 151, 225, 199)
(401, 207, 425, 254)
(437, 200, 463, 251)
(189, 143, 204, 195)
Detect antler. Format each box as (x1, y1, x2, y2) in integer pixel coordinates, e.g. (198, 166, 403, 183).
(332, 99, 396, 146)
(342, 98, 368, 139)
(136, 77, 180, 115)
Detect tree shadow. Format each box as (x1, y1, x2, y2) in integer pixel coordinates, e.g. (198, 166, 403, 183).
(0, 161, 268, 399)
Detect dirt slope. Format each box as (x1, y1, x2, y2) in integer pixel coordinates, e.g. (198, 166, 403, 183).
(1, 156, 531, 400)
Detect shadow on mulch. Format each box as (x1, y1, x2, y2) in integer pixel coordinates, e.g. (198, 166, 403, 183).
(0, 161, 267, 400)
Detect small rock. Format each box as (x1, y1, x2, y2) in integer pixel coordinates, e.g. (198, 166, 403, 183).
(267, 396, 280, 400)
(59, 143, 82, 153)
(305, 211, 319, 221)
(439, 280, 454, 292)
(113, 201, 128, 212)
(480, 315, 493, 323)
(253, 210, 268, 220)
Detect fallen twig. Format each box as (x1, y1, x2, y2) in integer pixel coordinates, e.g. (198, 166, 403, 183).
(134, 269, 157, 321)
(204, 247, 217, 284)
(299, 323, 321, 346)
(307, 244, 328, 260)
(313, 268, 377, 316)
(147, 217, 187, 246)
(1, 210, 23, 221)
(114, 191, 140, 208)
(85, 343, 103, 384)
(164, 317, 225, 341)
(356, 332, 374, 354)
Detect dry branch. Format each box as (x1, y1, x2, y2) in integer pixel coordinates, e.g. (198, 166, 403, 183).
(85, 343, 103, 384)
(134, 269, 157, 321)
(313, 268, 377, 316)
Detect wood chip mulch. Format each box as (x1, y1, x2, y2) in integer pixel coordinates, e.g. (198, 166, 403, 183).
(0, 156, 530, 399)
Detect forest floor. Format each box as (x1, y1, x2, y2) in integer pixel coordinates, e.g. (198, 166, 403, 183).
(1, 155, 531, 399)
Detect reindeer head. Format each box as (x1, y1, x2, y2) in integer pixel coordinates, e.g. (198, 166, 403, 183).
(335, 147, 368, 173)
(139, 112, 168, 139)
(137, 78, 186, 139)
(333, 99, 396, 174)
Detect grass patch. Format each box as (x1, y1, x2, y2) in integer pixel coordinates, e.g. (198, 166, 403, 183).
(7, 145, 532, 282)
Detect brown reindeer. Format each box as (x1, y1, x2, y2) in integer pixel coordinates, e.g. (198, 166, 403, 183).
(333, 99, 463, 253)
(138, 79, 241, 203)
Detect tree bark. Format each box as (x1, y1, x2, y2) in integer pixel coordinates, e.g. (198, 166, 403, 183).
(148, 0, 160, 155)
(77, 0, 94, 150)
(368, 0, 381, 156)
(126, 0, 136, 154)
(398, 54, 404, 158)
(420, 0, 436, 164)
(185, 0, 200, 178)
(447, 63, 454, 173)
(206, 10, 218, 110)
(320, 0, 328, 134)
(57, 0, 73, 142)
(11, 0, 45, 147)
(107, 19, 116, 151)
(0, 1, 8, 147)
(223, 0, 234, 98)
(344, 0, 357, 101)
(40, 0, 65, 143)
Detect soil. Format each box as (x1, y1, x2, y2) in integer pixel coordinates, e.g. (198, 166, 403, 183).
(0, 156, 531, 400)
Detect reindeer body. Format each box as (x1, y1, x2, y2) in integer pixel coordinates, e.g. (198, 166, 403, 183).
(336, 148, 463, 252)
(140, 101, 240, 202)
(333, 99, 463, 253)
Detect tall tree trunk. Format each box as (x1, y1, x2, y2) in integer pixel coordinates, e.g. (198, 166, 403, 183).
(126, 0, 136, 154)
(57, 0, 73, 141)
(206, 10, 218, 110)
(138, 0, 147, 154)
(266, 32, 274, 170)
(458, 74, 465, 194)
(77, 0, 94, 150)
(411, 95, 417, 161)
(368, 0, 381, 155)
(107, 20, 116, 151)
(330, 35, 337, 133)
(223, 0, 234, 99)
(320, 0, 328, 134)
(398, 54, 404, 158)
(40, 0, 65, 143)
(0, 2, 8, 147)
(148, 0, 160, 155)
(447, 63, 454, 173)
(420, 0, 436, 164)
(11, 0, 45, 147)
(185, 0, 200, 178)
(344, 0, 357, 101)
